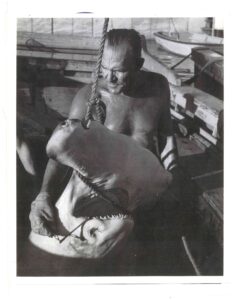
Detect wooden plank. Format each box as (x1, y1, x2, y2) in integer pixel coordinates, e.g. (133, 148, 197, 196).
(176, 135, 204, 157)
(17, 18, 32, 32)
(17, 31, 100, 50)
(151, 18, 170, 33)
(64, 73, 92, 84)
(201, 188, 223, 220)
(192, 48, 223, 85)
(190, 133, 212, 151)
(111, 18, 132, 29)
(32, 18, 52, 34)
(188, 18, 207, 33)
(93, 18, 113, 37)
(53, 18, 73, 35)
(23, 56, 95, 72)
(197, 188, 223, 246)
(170, 84, 223, 132)
(43, 86, 80, 117)
(65, 60, 95, 72)
(170, 108, 185, 120)
(170, 18, 189, 32)
(132, 18, 152, 38)
(17, 49, 97, 62)
(73, 18, 93, 36)
(199, 128, 217, 144)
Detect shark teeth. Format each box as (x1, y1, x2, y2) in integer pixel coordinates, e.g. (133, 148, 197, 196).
(90, 192, 98, 198)
(92, 214, 131, 220)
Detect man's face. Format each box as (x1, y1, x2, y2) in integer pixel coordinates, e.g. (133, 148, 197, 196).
(101, 41, 139, 95)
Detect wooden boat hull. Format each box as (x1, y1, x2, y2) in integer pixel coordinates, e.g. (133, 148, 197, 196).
(153, 32, 223, 56)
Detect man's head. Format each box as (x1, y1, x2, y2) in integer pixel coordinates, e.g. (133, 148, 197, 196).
(101, 29, 144, 94)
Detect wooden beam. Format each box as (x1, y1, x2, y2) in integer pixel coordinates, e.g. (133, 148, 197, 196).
(65, 61, 95, 72)
(64, 73, 92, 84)
(170, 84, 223, 135)
(17, 49, 97, 62)
(17, 31, 101, 50)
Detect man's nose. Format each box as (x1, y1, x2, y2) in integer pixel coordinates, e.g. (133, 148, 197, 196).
(107, 70, 118, 83)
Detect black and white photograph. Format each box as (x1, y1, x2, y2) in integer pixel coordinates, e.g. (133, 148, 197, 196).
(15, 16, 224, 277)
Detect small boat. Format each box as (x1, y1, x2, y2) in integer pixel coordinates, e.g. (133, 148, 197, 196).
(153, 31, 223, 56)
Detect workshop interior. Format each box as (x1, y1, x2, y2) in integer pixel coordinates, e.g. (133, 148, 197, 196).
(16, 17, 223, 276)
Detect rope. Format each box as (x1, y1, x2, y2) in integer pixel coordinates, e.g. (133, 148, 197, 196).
(84, 18, 109, 128)
(170, 53, 192, 70)
(171, 18, 180, 40)
(58, 217, 92, 244)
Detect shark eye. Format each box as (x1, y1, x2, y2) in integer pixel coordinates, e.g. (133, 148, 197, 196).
(81, 119, 90, 130)
(69, 118, 79, 123)
(60, 120, 68, 127)
(60, 121, 66, 126)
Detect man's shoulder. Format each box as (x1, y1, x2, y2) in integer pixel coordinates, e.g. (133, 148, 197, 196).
(136, 71, 170, 98)
(139, 70, 169, 86)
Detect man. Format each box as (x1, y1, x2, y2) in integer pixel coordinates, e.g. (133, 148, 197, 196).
(30, 29, 178, 238)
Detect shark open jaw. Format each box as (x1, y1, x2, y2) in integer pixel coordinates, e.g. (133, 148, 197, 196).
(29, 210, 134, 259)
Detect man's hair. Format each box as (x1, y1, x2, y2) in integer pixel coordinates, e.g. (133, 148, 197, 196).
(106, 29, 142, 59)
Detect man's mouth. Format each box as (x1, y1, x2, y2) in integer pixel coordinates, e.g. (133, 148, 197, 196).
(108, 84, 119, 88)
(107, 84, 124, 94)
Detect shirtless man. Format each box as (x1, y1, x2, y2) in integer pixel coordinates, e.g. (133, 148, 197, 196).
(29, 29, 178, 238)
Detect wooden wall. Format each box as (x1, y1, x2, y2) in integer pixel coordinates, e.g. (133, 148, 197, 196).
(17, 18, 206, 38)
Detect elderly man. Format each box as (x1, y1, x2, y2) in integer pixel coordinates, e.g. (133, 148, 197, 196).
(29, 29, 178, 245)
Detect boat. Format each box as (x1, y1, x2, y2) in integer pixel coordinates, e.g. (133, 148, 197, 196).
(153, 31, 223, 56)
(142, 37, 223, 146)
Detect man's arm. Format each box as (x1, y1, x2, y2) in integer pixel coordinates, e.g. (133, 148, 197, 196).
(29, 159, 70, 236)
(157, 77, 187, 211)
(17, 135, 37, 176)
(30, 84, 90, 236)
(159, 135, 178, 171)
(157, 77, 178, 171)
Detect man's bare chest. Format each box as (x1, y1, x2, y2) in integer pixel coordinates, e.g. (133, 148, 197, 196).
(100, 93, 161, 134)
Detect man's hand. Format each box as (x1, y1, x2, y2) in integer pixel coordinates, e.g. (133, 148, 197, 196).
(29, 192, 57, 237)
